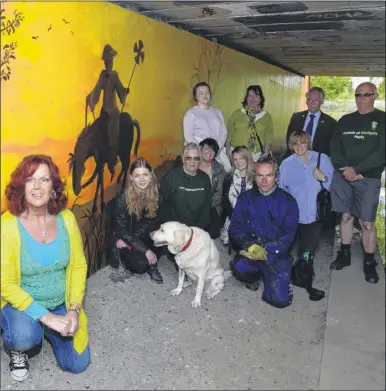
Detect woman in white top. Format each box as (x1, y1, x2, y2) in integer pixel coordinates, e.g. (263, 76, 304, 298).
(183, 82, 231, 172)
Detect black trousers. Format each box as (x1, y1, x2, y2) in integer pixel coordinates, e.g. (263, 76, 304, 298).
(207, 208, 223, 239)
(118, 247, 150, 274)
(297, 221, 323, 260)
(106, 235, 163, 273)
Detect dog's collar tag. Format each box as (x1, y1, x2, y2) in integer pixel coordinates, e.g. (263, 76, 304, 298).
(180, 229, 194, 252)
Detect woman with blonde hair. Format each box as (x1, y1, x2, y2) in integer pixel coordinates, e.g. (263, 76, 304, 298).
(221, 146, 255, 246)
(111, 157, 163, 284)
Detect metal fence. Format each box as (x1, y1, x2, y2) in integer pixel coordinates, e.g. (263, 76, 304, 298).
(323, 100, 385, 120)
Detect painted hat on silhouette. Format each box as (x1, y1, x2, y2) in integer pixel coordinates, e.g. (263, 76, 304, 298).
(102, 44, 118, 61)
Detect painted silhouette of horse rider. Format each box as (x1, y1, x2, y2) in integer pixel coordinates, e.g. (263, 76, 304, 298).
(86, 44, 130, 175)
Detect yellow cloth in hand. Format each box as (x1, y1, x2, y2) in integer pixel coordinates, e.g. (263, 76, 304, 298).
(239, 244, 267, 261)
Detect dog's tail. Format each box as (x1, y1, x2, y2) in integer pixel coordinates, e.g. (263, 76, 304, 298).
(224, 270, 232, 280)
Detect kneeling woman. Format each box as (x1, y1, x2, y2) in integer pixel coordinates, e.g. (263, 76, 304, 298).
(2, 155, 90, 382)
(113, 157, 163, 284)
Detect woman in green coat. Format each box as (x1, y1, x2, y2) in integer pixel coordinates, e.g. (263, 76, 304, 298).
(226, 85, 273, 162)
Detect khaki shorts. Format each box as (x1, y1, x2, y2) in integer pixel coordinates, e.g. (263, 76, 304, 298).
(331, 172, 381, 222)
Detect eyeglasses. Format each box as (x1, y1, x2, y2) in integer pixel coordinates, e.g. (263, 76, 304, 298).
(185, 156, 200, 162)
(355, 93, 375, 98)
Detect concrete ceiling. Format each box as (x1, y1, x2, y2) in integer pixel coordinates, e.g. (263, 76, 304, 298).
(112, 1, 385, 77)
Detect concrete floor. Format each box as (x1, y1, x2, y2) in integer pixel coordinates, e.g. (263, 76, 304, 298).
(320, 238, 385, 390)
(1, 228, 384, 390)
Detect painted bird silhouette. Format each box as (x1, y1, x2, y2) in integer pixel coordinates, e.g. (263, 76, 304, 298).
(32, 36, 39, 39)
(48, 24, 52, 31)
(62, 18, 70, 24)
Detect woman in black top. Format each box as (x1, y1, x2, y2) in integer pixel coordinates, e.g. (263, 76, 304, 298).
(110, 157, 163, 284)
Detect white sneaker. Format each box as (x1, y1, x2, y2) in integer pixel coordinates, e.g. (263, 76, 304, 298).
(9, 351, 29, 382)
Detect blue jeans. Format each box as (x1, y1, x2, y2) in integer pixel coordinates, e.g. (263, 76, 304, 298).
(230, 254, 293, 308)
(1, 303, 90, 374)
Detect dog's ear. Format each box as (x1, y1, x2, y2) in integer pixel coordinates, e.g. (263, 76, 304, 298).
(181, 225, 192, 240)
(173, 229, 185, 248)
(173, 224, 192, 249)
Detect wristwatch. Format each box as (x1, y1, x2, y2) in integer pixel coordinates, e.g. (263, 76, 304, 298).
(321, 176, 328, 183)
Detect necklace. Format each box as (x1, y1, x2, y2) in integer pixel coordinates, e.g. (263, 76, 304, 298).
(41, 218, 47, 243)
(31, 212, 47, 243)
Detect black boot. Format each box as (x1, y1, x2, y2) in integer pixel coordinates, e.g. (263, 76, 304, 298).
(305, 251, 316, 277)
(147, 265, 163, 284)
(330, 249, 351, 270)
(245, 281, 260, 291)
(309, 258, 316, 278)
(363, 258, 379, 284)
(308, 287, 325, 301)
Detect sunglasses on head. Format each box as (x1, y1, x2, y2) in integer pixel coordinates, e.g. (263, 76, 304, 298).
(355, 92, 375, 98)
(185, 156, 200, 162)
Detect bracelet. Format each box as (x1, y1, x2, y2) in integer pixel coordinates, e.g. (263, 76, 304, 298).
(68, 308, 80, 316)
(322, 176, 328, 183)
(68, 304, 81, 316)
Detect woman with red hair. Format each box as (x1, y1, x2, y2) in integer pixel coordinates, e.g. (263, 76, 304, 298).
(1, 155, 90, 382)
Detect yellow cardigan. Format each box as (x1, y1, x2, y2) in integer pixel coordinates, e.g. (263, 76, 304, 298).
(1, 209, 89, 354)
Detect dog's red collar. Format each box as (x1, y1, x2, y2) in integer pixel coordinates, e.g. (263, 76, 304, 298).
(180, 229, 194, 252)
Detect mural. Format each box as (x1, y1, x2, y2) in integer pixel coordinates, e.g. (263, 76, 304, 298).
(69, 42, 144, 213)
(191, 40, 224, 98)
(1, 7, 24, 81)
(1, 1, 307, 274)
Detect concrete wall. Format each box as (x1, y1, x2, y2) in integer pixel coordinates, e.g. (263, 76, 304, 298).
(1, 2, 307, 273)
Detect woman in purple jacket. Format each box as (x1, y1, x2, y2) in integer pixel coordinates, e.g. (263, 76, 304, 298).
(279, 130, 334, 273)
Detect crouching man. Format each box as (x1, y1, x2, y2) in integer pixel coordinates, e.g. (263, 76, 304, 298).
(229, 154, 299, 308)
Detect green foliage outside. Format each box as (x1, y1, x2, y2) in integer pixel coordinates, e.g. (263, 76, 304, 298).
(311, 76, 355, 120)
(311, 76, 385, 100)
(311, 76, 353, 100)
(376, 202, 385, 265)
(376, 179, 385, 265)
(311, 76, 385, 120)
(375, 78, 385, 100)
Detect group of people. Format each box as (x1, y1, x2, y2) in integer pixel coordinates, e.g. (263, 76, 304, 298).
(1, 81, 384, 382)
(184, 83, 273, 169)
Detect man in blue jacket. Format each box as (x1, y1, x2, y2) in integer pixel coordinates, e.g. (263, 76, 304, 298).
(229, 154, 299, 308)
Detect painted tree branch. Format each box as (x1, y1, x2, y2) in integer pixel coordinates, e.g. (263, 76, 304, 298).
(1, 8, 24, 35)
(191, 40, 225, 96)
(1, 7, 23, 82)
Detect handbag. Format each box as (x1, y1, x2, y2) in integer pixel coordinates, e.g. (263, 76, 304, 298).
(316, 153, 333, 223)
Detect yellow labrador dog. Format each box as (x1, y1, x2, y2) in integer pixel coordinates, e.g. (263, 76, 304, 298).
(150, 222, 226, 308)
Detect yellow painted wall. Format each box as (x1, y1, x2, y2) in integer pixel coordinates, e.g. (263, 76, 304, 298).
(1, 1, 306, 211)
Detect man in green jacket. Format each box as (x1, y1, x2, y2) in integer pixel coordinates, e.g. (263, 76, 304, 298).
(330, 82, 385, 284)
